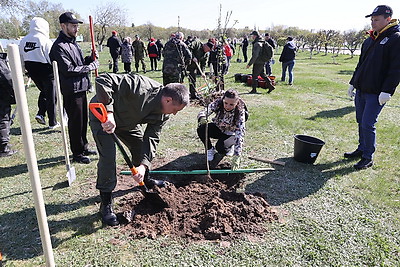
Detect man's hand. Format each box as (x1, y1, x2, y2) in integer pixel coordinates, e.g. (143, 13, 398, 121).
(347, 85, 355, 98)
(101, 112, 116, 133)
(379, 92, 391, 105)
(132, 164, 146, 185)
(231, 155, 240, 170)
(92, 50, 99, 60)
(88, 60, 99, 71)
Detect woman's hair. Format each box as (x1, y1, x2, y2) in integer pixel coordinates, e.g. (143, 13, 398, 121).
(216, 89, 245, 123)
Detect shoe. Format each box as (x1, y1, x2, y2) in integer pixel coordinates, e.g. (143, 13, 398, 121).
(267, 83, 275, 93)
(144, 178, 167, 189)
(207, 147, 216, 161)
(226, 145, 234, 156)
(73, 155, 91, 164)
(288, 83, 293, 86)
(0, 145, 17, 157)
(354, 157, 373, 170)
(344, 149, 363, 159)
(35, 115, 46, 125)
(99, 192, 119, 226)
(48, 122, 60, 129)
(249, 89, 257, 94)
(83, 149, 97, 156)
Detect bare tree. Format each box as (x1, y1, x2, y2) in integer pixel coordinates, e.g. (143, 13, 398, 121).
(91, 2, 128, 46)
(320, 29, 339, 55)
(343, 29, 367, 58)
(0, 0, 25, 15)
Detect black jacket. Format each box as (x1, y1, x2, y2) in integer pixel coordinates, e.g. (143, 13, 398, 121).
(279, 41, 296, 63)
(49, 31, 93, 96)
(350, 23, 400, 95)
(0, 54, 15, 104)
(106, 35, 122, 56)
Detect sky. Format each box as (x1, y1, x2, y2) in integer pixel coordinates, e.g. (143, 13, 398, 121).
(51, 0, 400, 32)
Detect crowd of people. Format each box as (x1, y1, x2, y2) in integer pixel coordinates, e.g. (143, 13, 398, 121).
(1, 4, 399, 225)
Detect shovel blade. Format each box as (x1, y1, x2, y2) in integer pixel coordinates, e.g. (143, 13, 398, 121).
(139, 186, 169, 208)
(67, 166, 76, 186)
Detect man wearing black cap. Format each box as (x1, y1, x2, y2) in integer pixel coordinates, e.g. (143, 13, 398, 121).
(106, 30, 121, 73)
(246, 30, 275, 94)
(50, 12, 99, 164)
(345, 5, 400, 170)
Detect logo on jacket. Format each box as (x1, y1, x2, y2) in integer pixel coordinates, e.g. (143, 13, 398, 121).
(23, 42, 39, 52)
(380, 37, 389, 45)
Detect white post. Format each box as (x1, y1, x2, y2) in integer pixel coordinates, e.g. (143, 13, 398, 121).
(7, 44, 55, 267)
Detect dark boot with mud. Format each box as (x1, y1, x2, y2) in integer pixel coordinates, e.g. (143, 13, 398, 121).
(100, 191, 119, 226)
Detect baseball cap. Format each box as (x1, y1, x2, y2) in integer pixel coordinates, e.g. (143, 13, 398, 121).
(250, 30, 260, 36)
(365, 5, 393, 18)
(59, 12, 83, 24)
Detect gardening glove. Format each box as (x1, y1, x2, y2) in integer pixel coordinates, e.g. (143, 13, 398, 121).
(198, 116, 207, 127)
(88, 60, 99, 71)
(378, 92, 391, 105)
(347, 85, 355, 98)
(231, 155, 240, 171)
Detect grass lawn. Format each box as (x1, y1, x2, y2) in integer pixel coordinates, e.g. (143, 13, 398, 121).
(0, 43, 399, 266)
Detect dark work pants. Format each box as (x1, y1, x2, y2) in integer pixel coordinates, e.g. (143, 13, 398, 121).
(163, 73, 181, 86)
(354, 90, 384, 160)
(150, 57, 157, 70)
(111, 53, 119, 73)
(242, 47, 248, 62)
(197, 123, 233, 154)
(252, 63, 269, 90)
(63, 91, 89, 157)
(0, 100, 11, 149)
(187, 65, 198, 99)
(89, 112, 144, 192)
(135, 57, 146, 72)
(123, 62, 132, 73)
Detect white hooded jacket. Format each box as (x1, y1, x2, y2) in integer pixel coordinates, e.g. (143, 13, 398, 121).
(19, 17, 52, 64)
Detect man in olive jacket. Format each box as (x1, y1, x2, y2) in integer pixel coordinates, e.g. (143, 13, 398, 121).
(89, 73, 189, 226)
(246, 30, 275, 94)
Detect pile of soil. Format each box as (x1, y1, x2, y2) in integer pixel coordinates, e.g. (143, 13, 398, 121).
(114, 154, 279, 241)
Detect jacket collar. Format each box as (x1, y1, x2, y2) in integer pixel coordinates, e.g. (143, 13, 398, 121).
(367, 19, 399, 40)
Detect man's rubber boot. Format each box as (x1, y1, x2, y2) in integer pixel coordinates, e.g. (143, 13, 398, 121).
(99, 191, 119, 226)
(266, 77, 275, 93)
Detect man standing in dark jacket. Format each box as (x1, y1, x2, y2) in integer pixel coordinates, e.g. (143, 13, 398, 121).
(246, 30, 275, 94)
(264, 33, 276, 76)
(0, 53, 17, 157)
(279, 36, 296, 85)
(50, 12, 99, 164)
(187, 38, 211, 99)
(241, 36, 249, 63)
(106, 31, 121, 73)
(345, 5, 400, 170)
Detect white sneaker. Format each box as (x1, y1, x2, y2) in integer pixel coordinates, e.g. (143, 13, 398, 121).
(226, 145, 234, 156)
(35, 115, 46, 125)
(207, 147, 216, 161)
(49, 122, 61, 129)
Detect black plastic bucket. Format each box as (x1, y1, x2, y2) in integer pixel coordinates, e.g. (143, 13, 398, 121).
(293, 135, 325, 164)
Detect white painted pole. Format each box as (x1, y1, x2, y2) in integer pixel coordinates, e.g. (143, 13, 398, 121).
(7, 44, 55, 267)
(52, 61, 76, 185)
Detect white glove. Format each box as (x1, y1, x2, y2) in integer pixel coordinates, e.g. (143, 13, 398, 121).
(379, 92, 391, 105)
(347, 85, 355, 98)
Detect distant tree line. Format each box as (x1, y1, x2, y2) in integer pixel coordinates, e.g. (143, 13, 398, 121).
(1, 0, 368, 58)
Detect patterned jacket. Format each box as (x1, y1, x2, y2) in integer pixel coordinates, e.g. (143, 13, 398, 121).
(162, 38, 192, 76)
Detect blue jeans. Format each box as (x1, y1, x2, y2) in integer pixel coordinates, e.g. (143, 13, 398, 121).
(354, 90, 385, 160)
(281, 60, 295, 84)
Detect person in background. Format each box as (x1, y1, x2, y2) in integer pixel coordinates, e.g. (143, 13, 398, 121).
(147, 38, 159, 71)
(49, 11, 98, 164)
(279, 36, 297, 85)
(155, 39, 164, 61)
(0, 53, 17, 157)
(197, 89, 246, 170)
(19, 17, 59, 129)
(264, 33, 276, 76)
(223, 40, 233, 74)
(241, 36, 249, 63)
(106, 30, 121, 73)
(246, 30, 275, 94)
(132, 35, 147, 73)
(120, 37, 134, 73)
(345, 5, 400, 170)
(90, 73, 190, 226)
(162, 32, 192, 85)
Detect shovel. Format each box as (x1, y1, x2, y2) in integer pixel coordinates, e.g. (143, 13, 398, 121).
(89, 103, 168, 208)
(52, 61, 76, 186)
